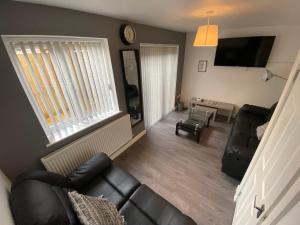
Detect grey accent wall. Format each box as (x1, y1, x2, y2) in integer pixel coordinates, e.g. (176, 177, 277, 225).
(0, 1, 186, 179)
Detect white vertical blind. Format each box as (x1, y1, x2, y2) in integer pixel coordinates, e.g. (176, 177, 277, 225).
(140, 44, 179, 128)
(2, 35, 120, 144)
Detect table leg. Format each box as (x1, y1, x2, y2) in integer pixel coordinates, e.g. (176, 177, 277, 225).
(197, 130, 200, 144)
(212, 111, 217, 121)
(227, 109, 233, 123)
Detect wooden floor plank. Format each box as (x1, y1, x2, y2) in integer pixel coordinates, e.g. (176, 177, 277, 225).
(114, 111, 239, 225)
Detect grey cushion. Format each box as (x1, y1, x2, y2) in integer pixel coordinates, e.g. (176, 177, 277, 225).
(68, 191, 125, 225)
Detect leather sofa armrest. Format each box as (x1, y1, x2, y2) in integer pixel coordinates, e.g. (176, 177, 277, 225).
(240, 104, 269, 117)
(226, 145, 255, 162)
(67, 153, 112, 190)
(12, 170, 69, 190)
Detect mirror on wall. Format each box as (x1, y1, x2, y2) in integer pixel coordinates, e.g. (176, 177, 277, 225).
(120, 49, 143, 126)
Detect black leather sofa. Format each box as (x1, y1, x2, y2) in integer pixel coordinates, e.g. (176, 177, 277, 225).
(222, 103, 277, 181)
(10, 153, 196, 225)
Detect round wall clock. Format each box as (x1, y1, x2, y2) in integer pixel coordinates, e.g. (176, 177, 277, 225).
(120, 24, 136, 45)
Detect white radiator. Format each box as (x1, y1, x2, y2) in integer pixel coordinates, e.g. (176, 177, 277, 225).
(41, 114, 132, 176)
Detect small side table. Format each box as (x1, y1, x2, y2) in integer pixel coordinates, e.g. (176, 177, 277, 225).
(190, 98, 234, 123)
(176, 119, 205, 143)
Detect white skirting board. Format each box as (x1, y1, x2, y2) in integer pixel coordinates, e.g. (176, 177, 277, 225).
(110, 129, 147, 159)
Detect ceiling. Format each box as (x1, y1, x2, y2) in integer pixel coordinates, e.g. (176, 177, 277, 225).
(15, 0, 300, 32)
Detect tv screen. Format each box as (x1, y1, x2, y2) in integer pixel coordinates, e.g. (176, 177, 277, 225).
(214, 36, 275, 67)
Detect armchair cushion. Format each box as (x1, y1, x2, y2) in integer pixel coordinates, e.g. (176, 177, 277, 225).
(10, 180, 69, 225)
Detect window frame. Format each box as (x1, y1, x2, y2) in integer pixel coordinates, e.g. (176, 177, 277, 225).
(2, 35, 121, 146)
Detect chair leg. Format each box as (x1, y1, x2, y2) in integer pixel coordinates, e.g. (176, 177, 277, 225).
(197, 129, 202, 144)
(207, 114, 213, 127)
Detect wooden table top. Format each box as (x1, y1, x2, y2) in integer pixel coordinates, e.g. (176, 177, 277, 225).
(191, 98, 234, 111)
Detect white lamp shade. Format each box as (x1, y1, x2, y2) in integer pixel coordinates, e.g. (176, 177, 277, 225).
(193, 24, 218, 47)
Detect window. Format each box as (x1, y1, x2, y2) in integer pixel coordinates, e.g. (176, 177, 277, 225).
(2, 35, 120, 144)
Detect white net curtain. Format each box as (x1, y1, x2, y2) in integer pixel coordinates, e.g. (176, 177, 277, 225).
(140, 44, 179, 128)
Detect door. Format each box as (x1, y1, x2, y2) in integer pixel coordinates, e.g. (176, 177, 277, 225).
(258, 68, 300, 224)
(232, 51, 300, 225)
(140, 44, 179, 128)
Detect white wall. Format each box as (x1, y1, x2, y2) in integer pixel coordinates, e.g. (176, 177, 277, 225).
(181, 26, 300, 113)
(0, 170, 14, 225)
(277, 199, 300, 225)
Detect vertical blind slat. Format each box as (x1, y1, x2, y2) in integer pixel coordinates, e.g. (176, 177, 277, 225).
(54, 42, 83, 121)
(9, 43, 53, 140)
(63, 42, 88, 119)
(98, 42, 118, 111)
(93, 43, 113, 111)
(85, 43, 106, 114)
(38, 42, 70, 125)
(47, 42, 77, 124)
(140, 45, 179, 128)
(80, 43, 102, 113)
(28, 43, 64, 127)
(74, 43, 97, 116)
(19, 43, 59, 133)
(66, 43, 91, 119)
(91, 43, 110, 113)
(5, 37, 119, 144)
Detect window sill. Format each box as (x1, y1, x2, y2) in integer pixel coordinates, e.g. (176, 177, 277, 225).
(46, 111, 123, 148)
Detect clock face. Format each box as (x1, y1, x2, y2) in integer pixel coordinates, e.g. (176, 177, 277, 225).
(120, 24, 136, 45)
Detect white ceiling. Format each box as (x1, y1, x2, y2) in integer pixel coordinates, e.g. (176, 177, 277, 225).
(16, 0, 300, 32)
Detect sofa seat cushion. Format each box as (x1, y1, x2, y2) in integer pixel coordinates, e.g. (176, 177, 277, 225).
(227, 131, 259, 150)
(103, 164, 140, 198)
(79, 175, 126, 209)
(119, 201, 155, 225)
(129, 185, 196, 225)
(232, 121, 261, 137)
(232, 121, 252, 135)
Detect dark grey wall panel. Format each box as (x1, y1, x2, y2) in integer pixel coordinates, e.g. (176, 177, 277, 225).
(0, 1, 186, 179)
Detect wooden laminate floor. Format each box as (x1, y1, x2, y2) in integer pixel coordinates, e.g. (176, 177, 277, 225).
(114, 111, 239, 225)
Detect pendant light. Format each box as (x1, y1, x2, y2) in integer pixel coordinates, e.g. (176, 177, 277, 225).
(193, 11, 218, 47)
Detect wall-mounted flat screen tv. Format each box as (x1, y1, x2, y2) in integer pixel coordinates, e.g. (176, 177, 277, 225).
(214, 36, 275, 67)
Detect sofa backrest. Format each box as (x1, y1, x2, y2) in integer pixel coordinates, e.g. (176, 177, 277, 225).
(0, 170, 15, 225)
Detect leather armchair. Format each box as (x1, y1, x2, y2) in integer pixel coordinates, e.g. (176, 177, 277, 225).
(10, 153, 197, 225)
